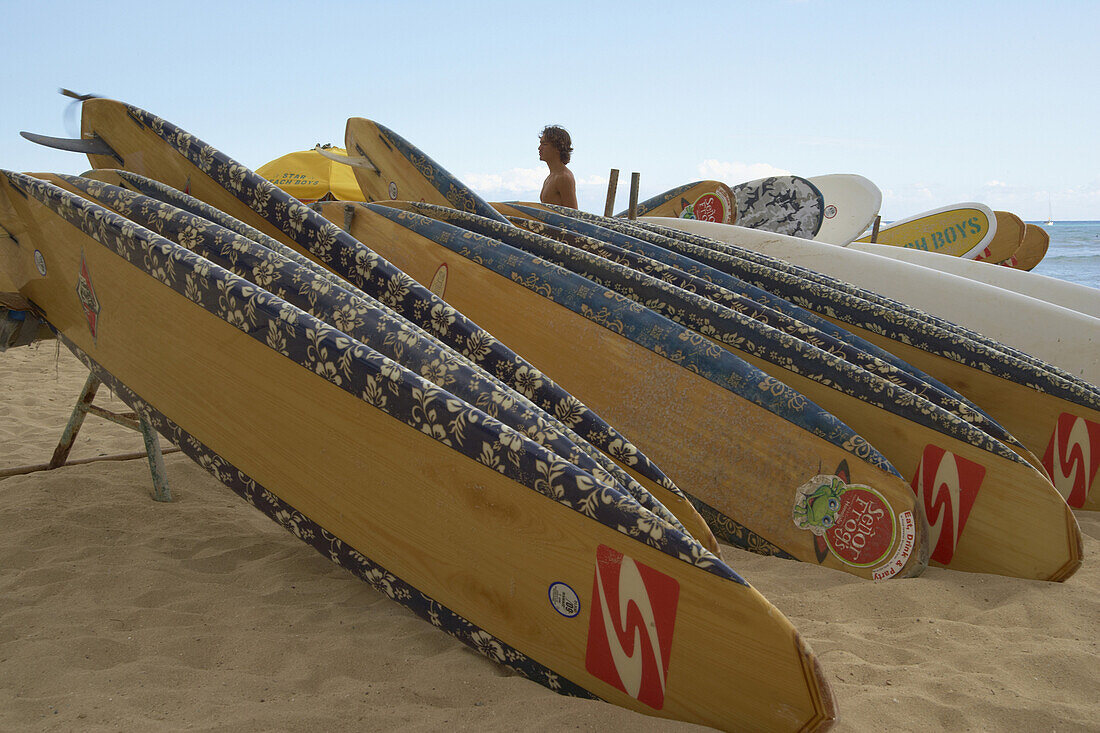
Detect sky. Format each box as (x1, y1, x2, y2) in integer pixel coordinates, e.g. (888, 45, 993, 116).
(2, 1, 1098, 220)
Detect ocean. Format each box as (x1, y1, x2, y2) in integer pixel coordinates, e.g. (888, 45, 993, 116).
(1027, 221, 1100, 290)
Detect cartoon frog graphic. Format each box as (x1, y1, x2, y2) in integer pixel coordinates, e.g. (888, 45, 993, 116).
(793, 476, 846, 536)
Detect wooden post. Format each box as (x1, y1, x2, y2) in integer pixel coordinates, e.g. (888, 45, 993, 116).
(603, 169, 619, 217)
(870, 215, 882, 243)
(628, 172, 641, 220)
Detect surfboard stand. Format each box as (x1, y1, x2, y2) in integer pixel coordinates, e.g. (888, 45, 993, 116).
(47, 372, 173, 501)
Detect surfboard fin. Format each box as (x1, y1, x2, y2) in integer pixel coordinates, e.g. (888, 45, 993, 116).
(19, 131, 124, 166)
(313, 144, 378, 172)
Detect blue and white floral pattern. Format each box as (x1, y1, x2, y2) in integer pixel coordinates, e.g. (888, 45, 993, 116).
(545, 205, 1100, 413)
(59, 173, 689, 539)
(7, 168, 760, 701)
(398, 202, 1020, 463)
(363, 120, 510, 225)
(58, 334, 600, 699)
(115, 104, 683, 502)
(6, 171, 731, 577)
(502, 213, 1021, 450)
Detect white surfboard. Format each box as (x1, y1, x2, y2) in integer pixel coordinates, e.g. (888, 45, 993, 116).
(850, 240, 1100, 319)
(642, 217, 1100, 386)
(808, 174, 882, 245)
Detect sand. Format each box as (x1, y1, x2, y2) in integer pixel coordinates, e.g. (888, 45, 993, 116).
(2, 343, 1097, 732)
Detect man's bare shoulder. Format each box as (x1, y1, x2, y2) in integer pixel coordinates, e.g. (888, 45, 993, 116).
(541, 168, 577, 207)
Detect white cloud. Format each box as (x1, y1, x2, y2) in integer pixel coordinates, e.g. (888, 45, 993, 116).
(462, 167, 545, 194)
(984, 180, 1008, 188)
(697, 159, 791, 184)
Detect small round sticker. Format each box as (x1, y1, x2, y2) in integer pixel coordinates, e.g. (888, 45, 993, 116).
(388, 181, 399, 200)
(824, 204, 838, 219)
(34, 250, 47, 276)
(548, 582, 580, 618)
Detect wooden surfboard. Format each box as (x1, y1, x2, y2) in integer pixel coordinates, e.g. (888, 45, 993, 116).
(854, 203, 995, 259)
(41, 99, 934, 579)
(38, 98, 700, 536)
(310, 199, 929, 581)
(0, 171, 838, 731)
(490, 205, 1082, 580)
(48, 171, 719, 556)
(729, 175, 824, 239)
(87, 167, 930, 580)
(807, 174, 882, 246)
(623, 216, 1100, 514)
(850, 235, 1094, 318)
(615, 181, 737, 224)
(973, 211, 1026, 263)
(342, 116, 510, 224)
(661, 217, 1100, 387)
(493, 204, 1031, 450)
(998, 222, 1050, 271)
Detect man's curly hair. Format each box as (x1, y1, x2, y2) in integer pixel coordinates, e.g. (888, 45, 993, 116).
(541, 125, 573, 165)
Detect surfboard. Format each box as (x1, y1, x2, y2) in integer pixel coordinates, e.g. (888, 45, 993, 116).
(998, 222, 1050, 271)
(614, 181, 736, 224)
(309, 199, 930, 581)
(973, 211, 1026, 263)
(342, 116, 510, 224)
(31, 97, 699, 533)
(806, 174, 882, 246)
(853, 202, 995, 258)
(490, 205, 1082, 579)
(729, 175, 824, 239)
(50, 171, 719, 556)
(0, 171, 836, 730)
(30, 100, 929, 579)
(671, 218, 1100, 386)
(400, 200, 1085, 580)
(500, 205, 1028, 448)
(88, 167, 930, 580)
(626, 216, 1100, 513)
(850, 237, 1098, 319)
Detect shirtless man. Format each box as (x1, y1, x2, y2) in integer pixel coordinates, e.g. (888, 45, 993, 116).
(538, 125, 578, 208)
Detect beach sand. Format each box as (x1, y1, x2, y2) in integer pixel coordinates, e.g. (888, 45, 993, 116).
(2, 344, 1097, 731)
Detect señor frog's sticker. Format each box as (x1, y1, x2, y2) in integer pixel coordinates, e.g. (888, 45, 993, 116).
(678, 188, 734, 223)
(793, 474, 898, 569)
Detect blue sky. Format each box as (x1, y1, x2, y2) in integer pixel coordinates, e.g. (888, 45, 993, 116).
(2, 1, 1098, 220)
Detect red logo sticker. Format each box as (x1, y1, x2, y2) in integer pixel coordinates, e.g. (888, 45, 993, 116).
(793, 475, 897, 568)
(1042, 412, 1100, 508)
(76, 250, 101, 341)
(690, 193, 726, 222)
(824, 487, 895, 567)
(584, 545, 679, 710)
(910, 445, 985, 564)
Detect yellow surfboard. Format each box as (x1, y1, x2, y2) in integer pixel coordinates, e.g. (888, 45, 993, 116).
(974, 211, 1026, 263)
(999, 222, 1050, 271)
(617, 181, 737, 224)
(0, 170, 837, 730)
(855, 202, 995, 258)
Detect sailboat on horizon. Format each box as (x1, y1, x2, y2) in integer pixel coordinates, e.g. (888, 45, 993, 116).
(1044, 195, 1054, 226)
